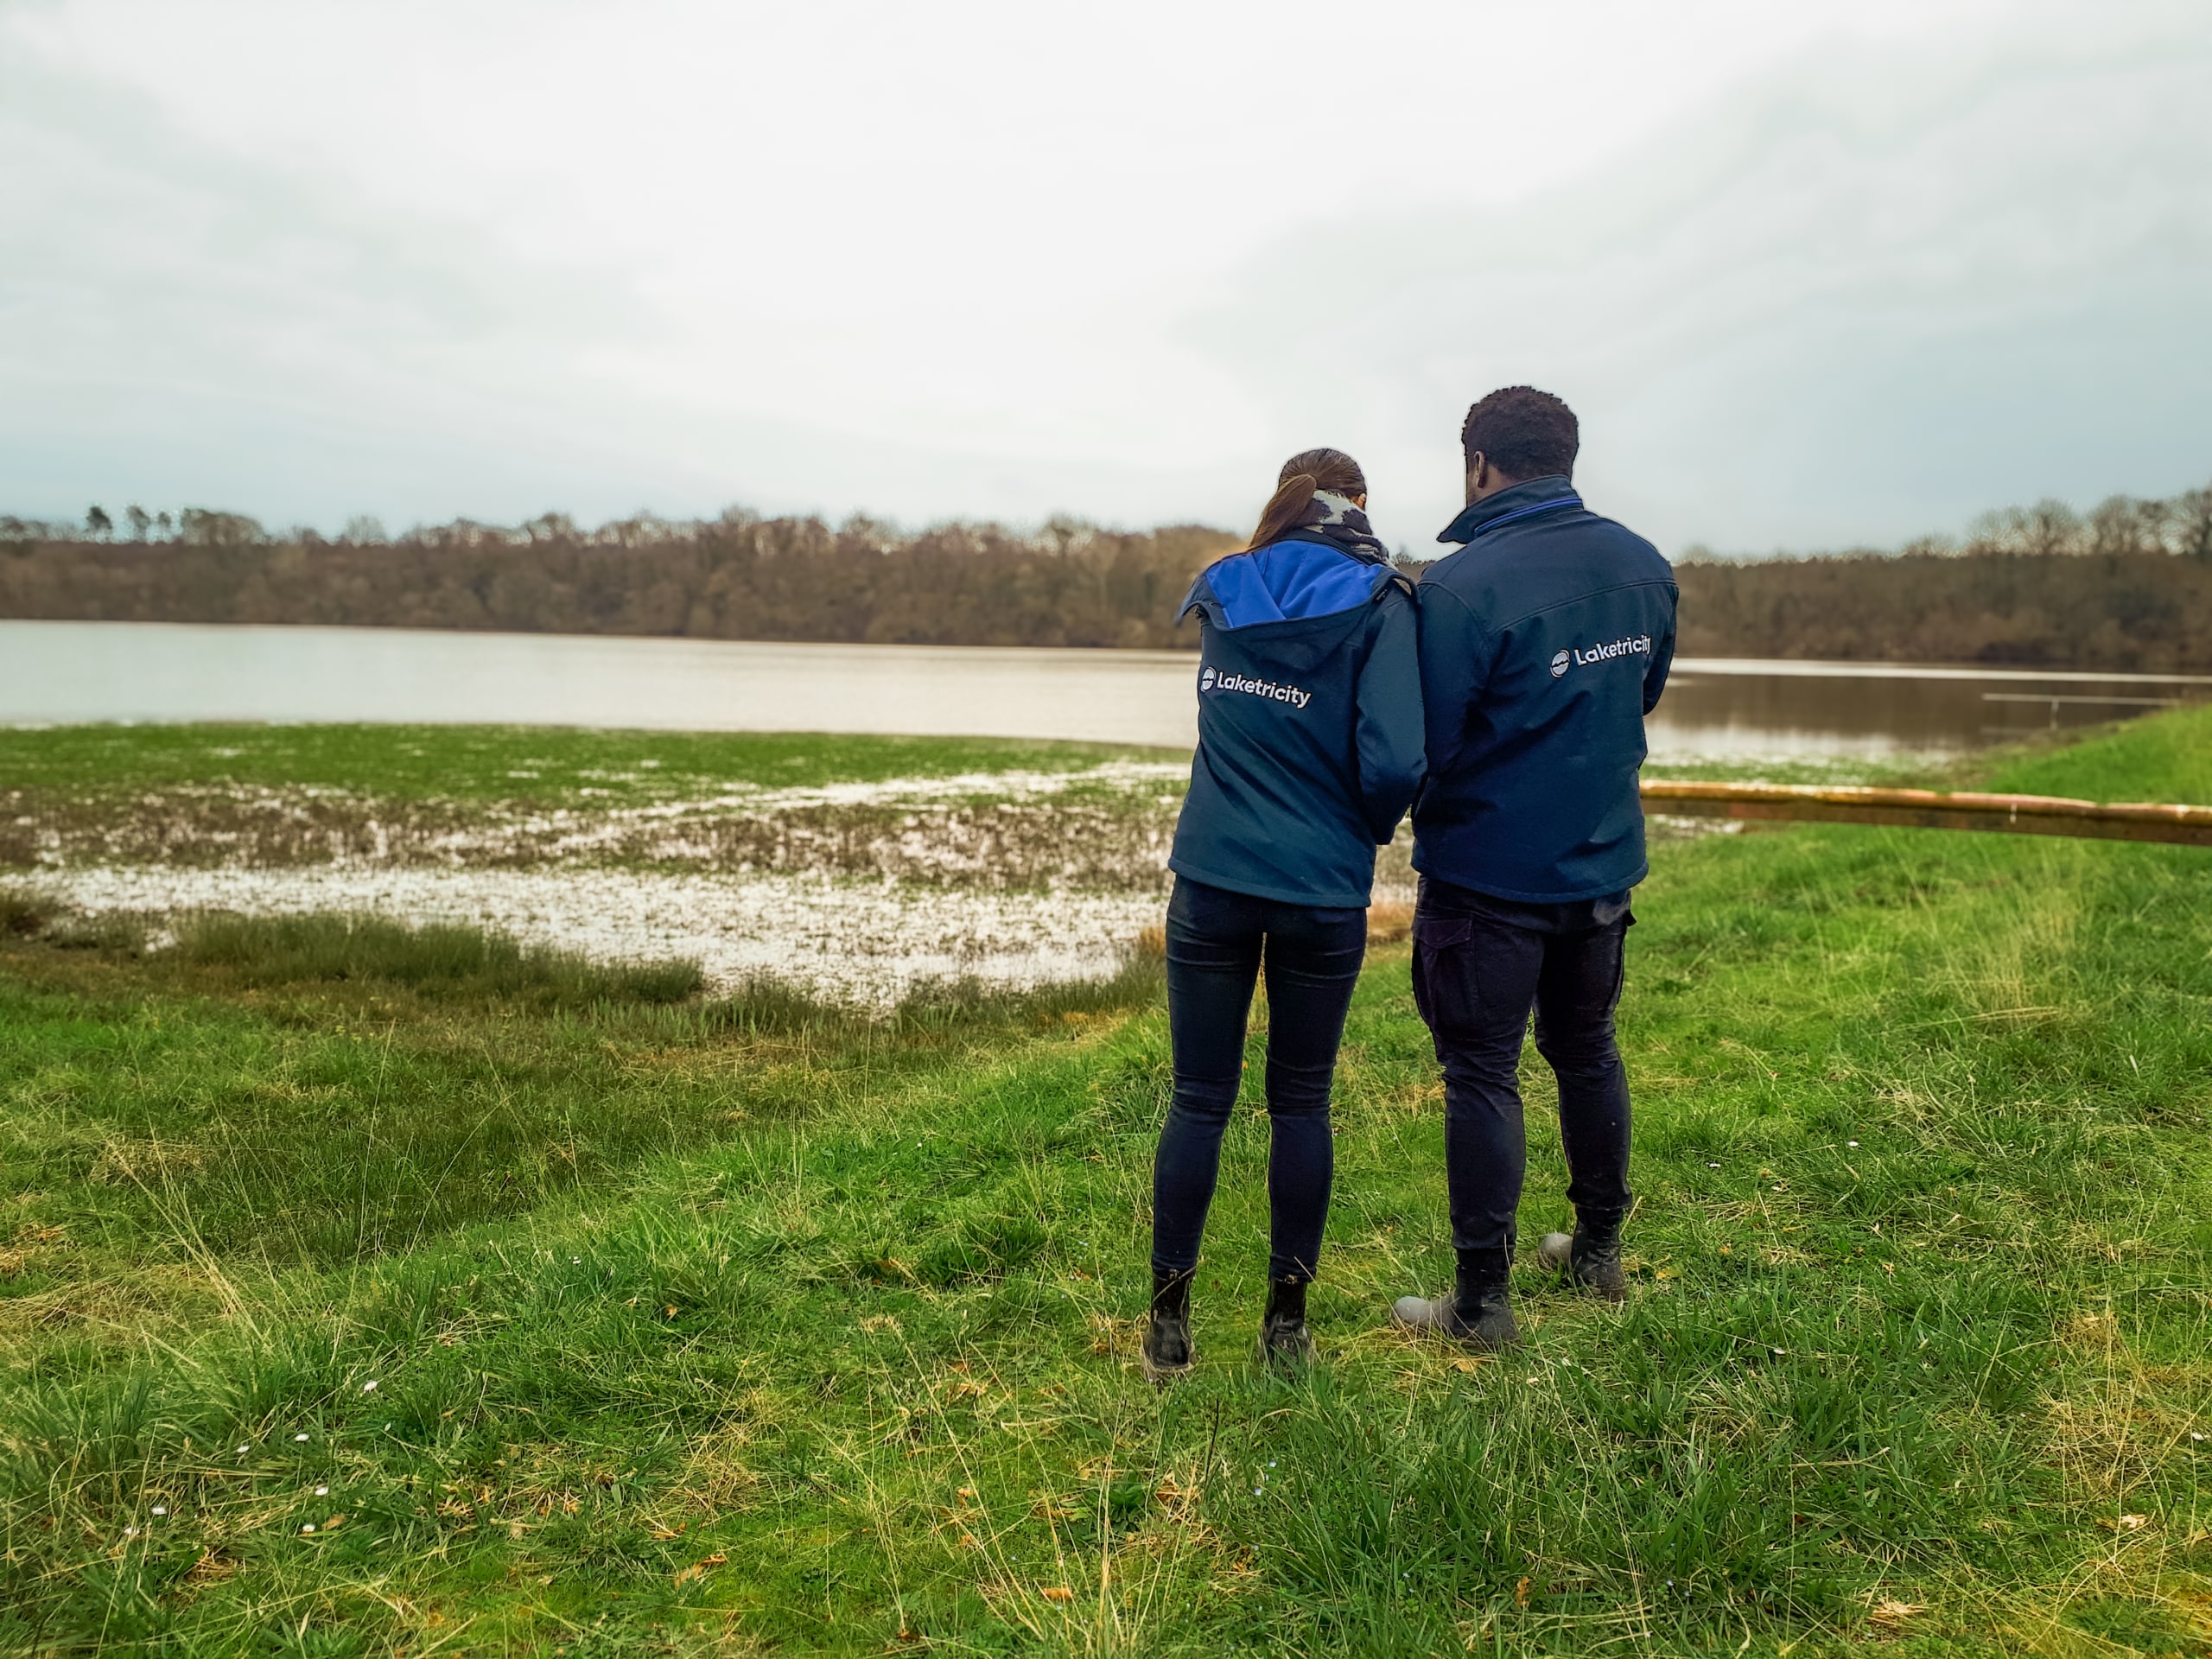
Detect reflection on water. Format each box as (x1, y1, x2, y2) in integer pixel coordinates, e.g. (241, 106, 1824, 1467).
(3, 620, 2206, 760)
(1649, 659, 2211, 760)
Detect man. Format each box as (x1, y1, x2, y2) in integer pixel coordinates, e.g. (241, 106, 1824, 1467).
(1390, 386, 1677, 1351)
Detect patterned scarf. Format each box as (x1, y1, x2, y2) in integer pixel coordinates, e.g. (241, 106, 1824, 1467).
(1285, 489, 1393, 565)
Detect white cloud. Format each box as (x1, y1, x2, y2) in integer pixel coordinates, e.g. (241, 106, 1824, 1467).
(1207, 3, 2212, 551)
(3, 0, 2202, 550)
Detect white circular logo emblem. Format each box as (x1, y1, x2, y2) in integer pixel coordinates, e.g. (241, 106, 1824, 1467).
(1550, 650, 1572, 679)
(1199, 665, 1217, 691)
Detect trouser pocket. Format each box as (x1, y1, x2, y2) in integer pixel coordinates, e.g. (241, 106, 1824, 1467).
(1408, 914, 1473, 1035)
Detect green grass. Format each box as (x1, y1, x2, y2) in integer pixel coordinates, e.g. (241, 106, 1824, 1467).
(1981, 710, 2212, 806)
(170, 914, 707, 1005)
(2, 715, 2210, 1654)
(0, 725, 1179, 808)
(0, 912, 1161, 1275)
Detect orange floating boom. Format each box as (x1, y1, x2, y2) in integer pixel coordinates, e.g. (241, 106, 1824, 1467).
(1638, 780, 2212, 848)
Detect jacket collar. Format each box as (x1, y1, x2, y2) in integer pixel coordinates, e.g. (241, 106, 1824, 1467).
(1284, 521, 1391, 567)
(1434, 474, 1581, 546)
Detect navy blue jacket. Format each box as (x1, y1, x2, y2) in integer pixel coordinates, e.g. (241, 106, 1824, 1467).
(1169, 539, 1426, 908)
(1412, 476, 1677, 903)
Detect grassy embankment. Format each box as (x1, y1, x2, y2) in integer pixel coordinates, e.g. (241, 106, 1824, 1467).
(3, 715, 2210, 1655)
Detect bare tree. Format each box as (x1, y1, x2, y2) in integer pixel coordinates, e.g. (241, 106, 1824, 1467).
(521, 512, 576, 543)
(85, 505, 112, 540)
(124, 505, 152, 541)
(2018, 499, 2082, 556)
(2174, 487, 2212, 560)
(178, 508, 264, 548)
(2132, 495, 2177, 556)
(2079, 498, 2167, 562)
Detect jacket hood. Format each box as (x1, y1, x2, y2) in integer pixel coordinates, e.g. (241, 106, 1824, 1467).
(1181, 537, 1406, 632)
(1435, 475, 1581, 546)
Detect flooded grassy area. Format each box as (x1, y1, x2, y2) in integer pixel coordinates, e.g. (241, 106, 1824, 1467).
(0, 724, 1968, 880)
(0, 726, 1183, 804)
(0, 723, 2096, 1006)
(0, 726, 1189, 887)
(1, 729, 1194, 1006)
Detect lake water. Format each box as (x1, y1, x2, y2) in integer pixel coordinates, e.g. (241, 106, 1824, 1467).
(3, 620, 2207, 761)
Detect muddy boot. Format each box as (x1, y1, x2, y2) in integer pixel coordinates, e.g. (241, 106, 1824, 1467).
(1255, 1275, 1314, 1370)
(1391, 1246, 1519, 1351)
(1141, 1268, 1195, 1382)
(1537, 1216, 1627, 1303)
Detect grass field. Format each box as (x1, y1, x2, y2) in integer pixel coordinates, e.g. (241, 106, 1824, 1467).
(3, 715, 2210, 1655)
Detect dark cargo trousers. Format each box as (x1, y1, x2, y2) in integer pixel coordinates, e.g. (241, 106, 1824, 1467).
(1408, 874, 1634, 1254)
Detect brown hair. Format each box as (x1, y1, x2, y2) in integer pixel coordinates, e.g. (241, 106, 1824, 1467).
(1243, 448, 1367, 551)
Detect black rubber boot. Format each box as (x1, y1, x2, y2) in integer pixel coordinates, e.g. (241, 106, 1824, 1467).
(1538, 1216, 1627, 1302)
(1255, 1275, 1314, 1370)
(1141, 1268, 1195, 1382)
(1391, 1246, 1519, 1351)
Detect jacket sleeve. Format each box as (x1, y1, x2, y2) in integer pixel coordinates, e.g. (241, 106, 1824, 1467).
(1416, 579, 1497, 797)
(1355, 584, 1426, 844)
(1643, 582, 1679, 715)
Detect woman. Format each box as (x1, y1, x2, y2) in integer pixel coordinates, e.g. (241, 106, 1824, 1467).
(1145, 448, 1425, 1377)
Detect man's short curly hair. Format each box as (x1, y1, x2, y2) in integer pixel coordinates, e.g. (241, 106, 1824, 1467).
(1461, 386, 1579, 482)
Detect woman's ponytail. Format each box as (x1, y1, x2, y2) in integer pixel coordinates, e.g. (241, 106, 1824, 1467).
(1244, 474, 1319, 551)
(1243, 447, 1368, 551)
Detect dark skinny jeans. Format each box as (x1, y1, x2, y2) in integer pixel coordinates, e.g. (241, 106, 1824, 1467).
(1150, 876, 1368, 1285)
(1409, 874, 1634, 1255)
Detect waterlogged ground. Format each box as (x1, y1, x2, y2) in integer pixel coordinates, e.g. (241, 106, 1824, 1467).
(0, 728, 1198, 1006)
(0, 758, 1194, 886)
(38, 867, 1168, 1007)
(0, 723, 1964, 1007)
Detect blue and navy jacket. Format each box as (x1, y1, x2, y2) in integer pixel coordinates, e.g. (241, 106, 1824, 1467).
(1413, 476, 1677, 903)
(1169, 538, 1426, 908)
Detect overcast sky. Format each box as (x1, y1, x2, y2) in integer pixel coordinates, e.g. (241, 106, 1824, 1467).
(4, 0, 2208, 554)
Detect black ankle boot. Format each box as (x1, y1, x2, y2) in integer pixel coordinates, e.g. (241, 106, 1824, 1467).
(1451, 1245, 1521, 1348)
(1391, 1246, 1519, 1351)
(1539, 1215, 1627, 1302)
(1570, 1216, 1627, 1302)
(1142, 1268, 1194, 1382)
(1256, 1275, 1313, 1369)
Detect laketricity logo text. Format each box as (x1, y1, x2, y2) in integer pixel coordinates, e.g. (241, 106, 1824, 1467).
(1554, 635, 1653, 677)
(1199, 664, 1312, 709)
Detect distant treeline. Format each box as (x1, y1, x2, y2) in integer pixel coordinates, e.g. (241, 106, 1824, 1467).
(6, 479, 2212, 668)
(0, 511, 1240, 651)
(1674, 548, 2212, 671)
(1675, 480, 2212, 671)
